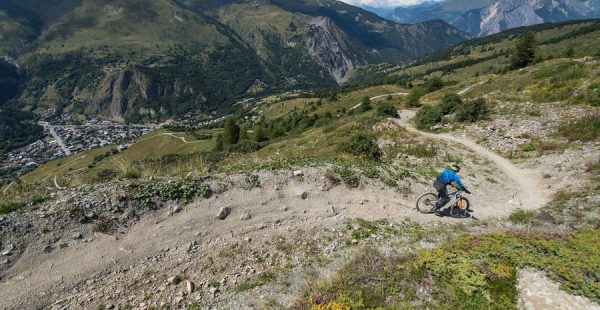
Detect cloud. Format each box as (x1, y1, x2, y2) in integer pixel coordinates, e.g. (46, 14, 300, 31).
(339, 0, 442, 8)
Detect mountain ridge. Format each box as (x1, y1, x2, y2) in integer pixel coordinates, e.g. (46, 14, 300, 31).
(379, 0, 600, 36)
(0, 0, 468, 123)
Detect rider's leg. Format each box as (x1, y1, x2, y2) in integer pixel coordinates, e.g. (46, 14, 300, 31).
(433, 181, 449, 209)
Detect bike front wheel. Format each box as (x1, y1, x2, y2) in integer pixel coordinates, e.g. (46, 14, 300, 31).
(449, 197, 471, 218)
(416, 193, 438, 213)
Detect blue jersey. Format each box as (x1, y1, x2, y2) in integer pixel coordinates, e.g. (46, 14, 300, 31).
(436, 169, 466, 190)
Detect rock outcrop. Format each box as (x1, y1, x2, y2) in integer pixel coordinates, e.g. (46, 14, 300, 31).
(305, 16, 355, 84)
(90, 69, 194, 122)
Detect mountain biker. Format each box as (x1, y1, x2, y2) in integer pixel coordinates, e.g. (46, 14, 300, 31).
(433, 164, 471, 213)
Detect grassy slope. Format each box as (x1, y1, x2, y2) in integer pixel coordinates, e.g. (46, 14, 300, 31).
(22, 129, 214, 183)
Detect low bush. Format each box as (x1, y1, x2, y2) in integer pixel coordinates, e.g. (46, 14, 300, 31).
(415, 105, 443, 130)
(0, 201, 26, 214)
(376, 103, 399, 118)
(508, 208, 535, 224)
(588, 83, 600, 106)
(335, 166, 360, 188)
(302, 228, 600, 308)
(405, 87, 424, 107)
(455, 98, 490, 122)
(234, 271, 275, 292)
(230, 140, 262, 153)
(96, 169, 118, 181)
(559, 114, 600, 141)
(439, 93, 462, 115)
(129, 179, 210, 207)
(401, 144, 438, 158)
(338, 135, 381, 161)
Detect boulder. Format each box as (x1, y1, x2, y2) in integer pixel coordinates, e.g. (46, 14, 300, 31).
(216, 207, 232, 220)
(186, 280, 195, 293)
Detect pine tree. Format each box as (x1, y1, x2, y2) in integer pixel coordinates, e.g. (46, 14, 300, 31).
(222, 117, 240, 147)
(510, 32, 538, 69)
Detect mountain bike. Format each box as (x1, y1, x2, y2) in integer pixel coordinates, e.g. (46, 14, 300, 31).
(416, 186, 471, 218)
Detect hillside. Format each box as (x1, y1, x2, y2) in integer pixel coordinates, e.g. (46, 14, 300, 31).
(0, 17, 599, 310)
(0, 0, 468, 123)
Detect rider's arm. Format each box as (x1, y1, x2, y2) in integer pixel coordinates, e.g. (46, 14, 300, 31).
(451, 172, 466, 190)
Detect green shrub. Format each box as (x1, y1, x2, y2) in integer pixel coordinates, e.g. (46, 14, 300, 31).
(559, 115, 600, 141)
(93, 216, 116, 234)
(439, 93, 462, 115)
(0, 201, 26, 214)
(508, 209, 535, 224)
(96, 169, 117, 181)
(335, 166, 359, 188)
(338, 134, 381, 161)
(455, 98, 490, 122)
(302, 228, 600, 308)
(234, 271, 275, 292)
(401, 144, 438, 158)
(521, 141, 538, 152)
(230, 140, 262, 153)
(588, 83, 600, 106)
(359, 96, 372, 112)
(130, 179, 210, 206)
(424, 77, 444, 93)
(376, 102, 399, 118)
(525, 107, 542, 116)
(415, 105, 443, 130)
(406, 87, 424, 107)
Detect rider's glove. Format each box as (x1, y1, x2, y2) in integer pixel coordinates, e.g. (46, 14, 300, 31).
(464, 188, 471, 194)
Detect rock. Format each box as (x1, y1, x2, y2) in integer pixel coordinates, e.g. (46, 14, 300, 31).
(532, 211, 556, 226)
(167, 276, 181, 285)
(73, 233, 83, 240)
(298, 192, 309, 200)
(173, 206, 183, 214)
(279, 206, 289, 212)
(351, 239, 359, 245)
(1, 250, 11, 256)
(293, 170, 304, 177)
(186, 280, 195, 293)
(209, 287, 220, 298)
(216, 207, 232, 220)
(240, 213, 252, 221)
(187, 241, 196, 253)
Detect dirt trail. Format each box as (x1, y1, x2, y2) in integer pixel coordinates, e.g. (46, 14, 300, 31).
(396, 110, 550, 210)
(458, 80, 487, 95)
(134, 132, 203, 145)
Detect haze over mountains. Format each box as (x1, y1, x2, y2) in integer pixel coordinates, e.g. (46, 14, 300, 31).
(0, 0, 467, 123)
(364, 0, 600, 36)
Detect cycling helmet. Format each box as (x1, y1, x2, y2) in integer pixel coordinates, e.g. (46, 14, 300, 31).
(450, 164, 461, 172)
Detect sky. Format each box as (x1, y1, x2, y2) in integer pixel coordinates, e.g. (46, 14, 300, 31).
(339, 0, 442, 8)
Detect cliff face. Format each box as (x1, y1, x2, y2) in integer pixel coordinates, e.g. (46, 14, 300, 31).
(452, 0, 600, 36)
(90, 69, 195, 122)
(305, 16, 355, 84)
(385, 0, 599, 37)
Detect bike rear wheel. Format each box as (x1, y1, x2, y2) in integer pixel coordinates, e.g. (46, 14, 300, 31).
(449, 197, 471, 218)
(416, 193, 438, 213)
